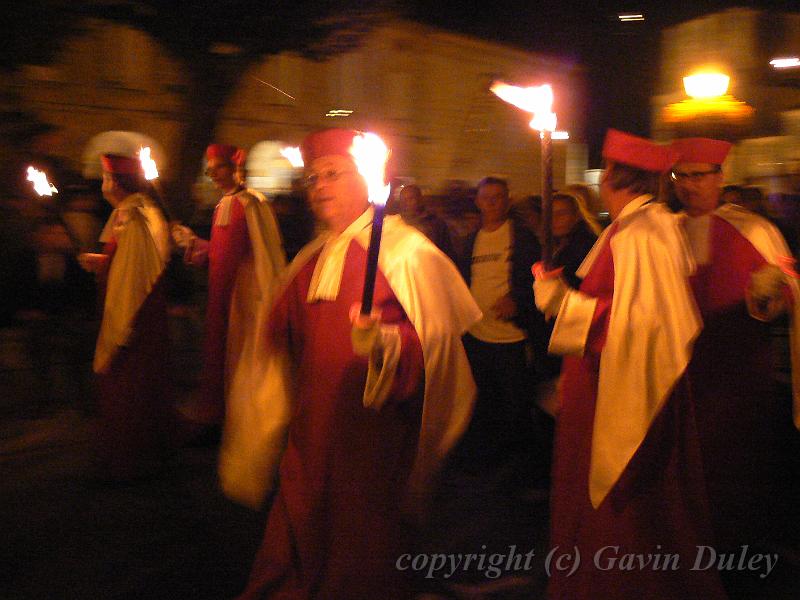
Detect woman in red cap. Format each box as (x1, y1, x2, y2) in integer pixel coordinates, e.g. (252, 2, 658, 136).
(78, 153, 174, 481)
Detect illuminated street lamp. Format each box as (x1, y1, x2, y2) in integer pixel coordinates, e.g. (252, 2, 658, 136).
(662, 69, 753, 138)
(683, 72, 730, 98)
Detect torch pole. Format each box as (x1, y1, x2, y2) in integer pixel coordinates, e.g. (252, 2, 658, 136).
(540, 129, 554, 268)
(360, 203, 386, 316)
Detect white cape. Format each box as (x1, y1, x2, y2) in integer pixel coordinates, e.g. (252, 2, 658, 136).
(576, 196, 702, 508)
(219, 211, 481, 511)
(93, 193, 169, 373)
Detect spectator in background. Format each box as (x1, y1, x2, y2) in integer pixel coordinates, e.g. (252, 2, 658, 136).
(396, 184, 454, 258)
(510, 194, 543, 241)
(551, 185, 603, 289)
(455, 176, 549, 483)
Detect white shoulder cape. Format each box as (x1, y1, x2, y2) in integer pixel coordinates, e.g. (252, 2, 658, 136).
(578, 196, 702, 508)
(219, 210, 481, 511)
(93, 193, 169, 373)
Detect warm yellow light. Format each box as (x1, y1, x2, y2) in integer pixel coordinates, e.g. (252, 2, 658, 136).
(683, 72, 730, 99)
(325, 109, 353, 118)
(349, 133, 391, 207)
(770, 57, 800, 69)
(280, 146, 304, 168)
(26, 166, 58, 196)
(490, 81, 557, 132)
(552, 131, 570, 140)
(662, 96, 754, 123)
(138, 146, 159, 180)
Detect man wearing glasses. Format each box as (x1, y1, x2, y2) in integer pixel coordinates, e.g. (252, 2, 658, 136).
(221, 128, 480, 598)
(534, 130, 731, 599)
(670, 137, 800, 592)
(172, 143, 285, 431)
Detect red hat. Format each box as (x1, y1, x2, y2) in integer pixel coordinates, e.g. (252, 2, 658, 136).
(206, 143, 240, 164)
(231, 147, 247, 167)
(300, 128, 360, 166)
(602, 129, 677, 172)
(670, 138, 732, 165)
(101, 154, 141, 176)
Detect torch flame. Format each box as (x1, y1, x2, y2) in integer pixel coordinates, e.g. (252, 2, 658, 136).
(349, 132, 391, 207)
(490, 81, 557, 132)
(280, 146, 304, 168)
(138, 146, 159, 180)
(26, 166, 58, 196)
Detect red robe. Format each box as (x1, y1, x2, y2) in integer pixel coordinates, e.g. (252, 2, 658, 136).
(687, 215, 789, 551)
(93, 234, 174, 480)
(187, 194, 253, 421)
(548, 223, 727, 600)
(238, 241, 425, 599)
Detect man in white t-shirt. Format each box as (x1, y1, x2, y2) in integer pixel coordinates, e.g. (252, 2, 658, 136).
(455, 176, 546, 475)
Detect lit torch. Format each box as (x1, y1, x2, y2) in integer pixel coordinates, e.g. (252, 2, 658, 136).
(138, 146, 173, 221)
(27, 166, 58, 196)
(350, 132, 391, 316)
(280, 146, 304, 168)
(138, 146, 159, 180)
(26, 166, 83, 250)
(490, 81, 558, 265)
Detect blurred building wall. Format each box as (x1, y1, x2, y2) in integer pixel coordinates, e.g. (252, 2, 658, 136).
(652, 8, 800, 187)
(8, 18, 588, 198)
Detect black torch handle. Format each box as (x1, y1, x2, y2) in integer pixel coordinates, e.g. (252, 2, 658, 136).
(540, 130, 554, 268)
(361, 203, 386, 316)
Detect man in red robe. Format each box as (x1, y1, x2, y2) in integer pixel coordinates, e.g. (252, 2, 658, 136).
(172, 144, 285, 427)
(670, 137, 800, 594)
(534, 130, 728, 599)
(78, 154, 174, 480)
(220, 128, 480, 598)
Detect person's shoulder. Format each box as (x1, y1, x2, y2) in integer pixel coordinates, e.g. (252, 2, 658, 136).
(717, 202, 777, 231)
(235, 189, 262, 205)
(384, 215, 452, 265)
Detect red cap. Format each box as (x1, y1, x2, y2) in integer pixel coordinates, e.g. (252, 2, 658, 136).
(231, 147, 247, 167)
(101, 154, 141, 176)
(602, 129, 678, 172)
(206, 143, 240, 164)
(670, 138, 732, 165)
(300, 128, 360, 165)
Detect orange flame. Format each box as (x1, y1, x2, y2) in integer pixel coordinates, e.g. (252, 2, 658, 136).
(138, 147, 159, 180)
(490, 81, 557, 132)
(349, 133, 391, 207)
(26, 166, 58, 196)
(280, 146, 304, 168)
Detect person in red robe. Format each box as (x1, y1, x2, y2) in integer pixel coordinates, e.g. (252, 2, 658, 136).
(534, 130, 729, 599)
(172, 144, 285, 427)
(78, 154, 174, 481)
(220, 128, 481, 599)
(670, 137, 800, 595)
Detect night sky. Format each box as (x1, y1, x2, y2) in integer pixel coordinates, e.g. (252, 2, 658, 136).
(408, 1, 799, 164)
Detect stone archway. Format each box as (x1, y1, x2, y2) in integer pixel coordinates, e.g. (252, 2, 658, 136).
(81, 130, 166, 179)
(244, 140, 300, 194)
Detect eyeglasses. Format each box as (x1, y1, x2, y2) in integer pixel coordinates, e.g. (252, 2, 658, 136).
(303, 169, 354, 189)
(670, 167, 721, 182)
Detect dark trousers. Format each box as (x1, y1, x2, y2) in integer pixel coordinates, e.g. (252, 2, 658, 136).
(455, 334, 552, 479)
